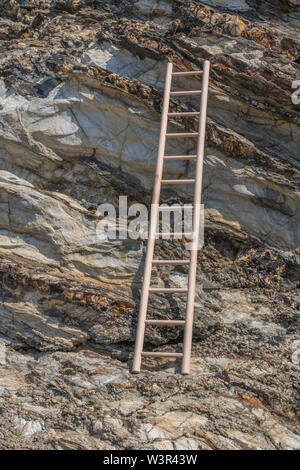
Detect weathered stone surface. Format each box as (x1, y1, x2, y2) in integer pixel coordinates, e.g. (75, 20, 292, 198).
(0, 0, 299, 450)
(200, 0, 250, 10)
(0, 345, 299, 450)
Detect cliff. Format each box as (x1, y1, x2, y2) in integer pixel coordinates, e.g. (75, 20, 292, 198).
(0, 0, 299, 449)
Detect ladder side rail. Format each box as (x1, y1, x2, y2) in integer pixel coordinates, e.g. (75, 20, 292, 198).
(181, 60, 210, 375)
(132, 62, 173, 373)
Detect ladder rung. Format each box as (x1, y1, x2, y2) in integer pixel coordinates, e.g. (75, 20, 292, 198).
(161, 179, 195, 184)
(164, 155, 197, 161)
(149, 288, 188, 293)
(152, 260, 190, 265)
(166, 133, 198, 138)
(141, 352, 183, 358)
(170, 91, 202, 96)
(168, 112, 200, 117)
(158, 205, 193, 210)
(155, 232, 193, 238)
(172, 71, 202, 76)
(145, 320, 185, 326)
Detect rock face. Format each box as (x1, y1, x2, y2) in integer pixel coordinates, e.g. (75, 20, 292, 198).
(0, 0, 299, 450)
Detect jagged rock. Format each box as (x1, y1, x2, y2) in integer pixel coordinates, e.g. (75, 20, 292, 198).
(0, 0, 299, 450)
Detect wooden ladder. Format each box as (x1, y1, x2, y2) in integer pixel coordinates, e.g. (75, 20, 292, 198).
(132, 61, 210, 375)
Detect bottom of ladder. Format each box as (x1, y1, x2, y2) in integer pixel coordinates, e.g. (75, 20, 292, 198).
(132, 351, 191, 375)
